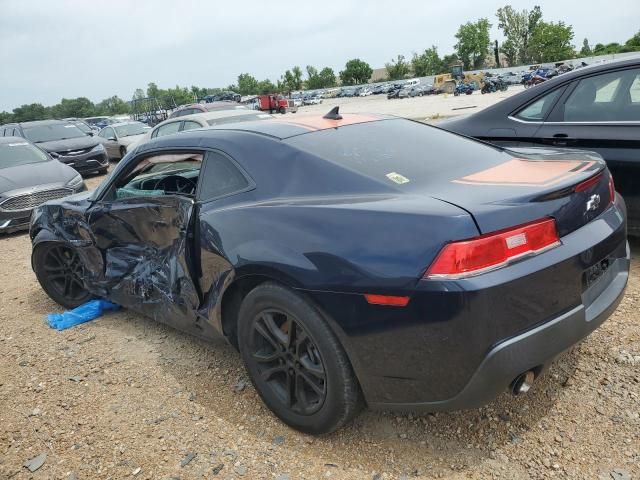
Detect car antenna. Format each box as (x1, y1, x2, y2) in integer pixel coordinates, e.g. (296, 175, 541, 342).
(323, 106, 342, 120)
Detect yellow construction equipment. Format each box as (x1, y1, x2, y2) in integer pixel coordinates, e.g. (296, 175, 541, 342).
(433, 62, 484, 94)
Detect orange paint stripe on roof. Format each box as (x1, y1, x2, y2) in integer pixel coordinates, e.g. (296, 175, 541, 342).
(274, 114, 383, 131)
(453, 159, 596, 188)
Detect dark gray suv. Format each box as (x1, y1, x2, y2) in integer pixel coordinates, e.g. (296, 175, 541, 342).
(1, 120, 109, 175)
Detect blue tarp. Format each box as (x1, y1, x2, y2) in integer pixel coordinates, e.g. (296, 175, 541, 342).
(46, 299, 120, 331)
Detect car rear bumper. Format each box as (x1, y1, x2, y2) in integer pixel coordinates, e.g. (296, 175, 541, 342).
(368, 244, 629, 411)
(303, 201, 629, 410)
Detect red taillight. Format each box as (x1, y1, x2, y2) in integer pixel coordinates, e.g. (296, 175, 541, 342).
(425, 218, 560, 279)
(364, 294, 410, 307)
(608, 174, 616, 205)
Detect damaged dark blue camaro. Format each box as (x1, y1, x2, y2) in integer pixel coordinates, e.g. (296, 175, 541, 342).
(30, 112, 630, 434)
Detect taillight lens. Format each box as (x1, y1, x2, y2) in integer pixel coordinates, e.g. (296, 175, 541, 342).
(425, 218, 560, 279)
(608, 174, 616, 205)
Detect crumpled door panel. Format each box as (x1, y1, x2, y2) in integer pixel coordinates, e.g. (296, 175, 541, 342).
(85, 196, 201, 331)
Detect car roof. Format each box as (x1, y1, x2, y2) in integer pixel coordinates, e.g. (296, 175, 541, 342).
(153, 109, 267, 131)
(201, 113, 392, 140)
(109, 121, 146, 128)
(18, 119, 69, 127)
(0, 135, 32, 145)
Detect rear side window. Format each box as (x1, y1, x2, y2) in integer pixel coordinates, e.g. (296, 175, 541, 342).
(515, 88, 563, 121)
(153, 121, 181, 138)
(181, 121, 202, 131)
(563, 68, 640, 121)
(199, 152, 249, 200)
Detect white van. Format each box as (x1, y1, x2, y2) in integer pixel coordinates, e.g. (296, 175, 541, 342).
(404, 78, 420, 87)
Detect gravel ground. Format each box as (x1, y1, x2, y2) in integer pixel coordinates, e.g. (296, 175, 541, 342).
(1, 94, 639, 479)
(295, 86, 525, 120)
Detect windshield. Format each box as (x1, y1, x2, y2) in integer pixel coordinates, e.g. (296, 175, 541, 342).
(115, 123, 150, 137)
(0, 141, 50, 168)
(73, 121, 92, 134)
(23, 123, 86, 143)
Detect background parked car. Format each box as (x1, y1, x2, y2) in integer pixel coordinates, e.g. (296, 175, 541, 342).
(63, 118, 96, 135)
(0, 120, 109, 175)
(97, 121, 151, 160)
(169, 102, 247, 119)
(439, 57, 640, 235)
(0, 136, 86, 233)
(127, 109, 275, 149)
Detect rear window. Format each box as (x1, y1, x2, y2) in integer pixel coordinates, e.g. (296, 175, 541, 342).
(0, 142, 50, 168)
(285, 119, 496, 189)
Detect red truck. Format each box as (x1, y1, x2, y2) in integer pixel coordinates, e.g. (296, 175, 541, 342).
(256, 95, 298, 114)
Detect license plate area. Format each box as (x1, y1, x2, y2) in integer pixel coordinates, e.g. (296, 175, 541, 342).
(583, 255, 615, 290)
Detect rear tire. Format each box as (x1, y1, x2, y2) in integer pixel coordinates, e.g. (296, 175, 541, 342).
(33, 242, 92, 309)
(238, 283, 362, 434)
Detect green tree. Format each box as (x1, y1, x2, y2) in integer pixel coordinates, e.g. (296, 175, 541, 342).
(318, 67, 337, 87)
(50, 97, 96, 118)
(621, 31, 640, 52)
(146, 82, 160, 98)
(339, 58, 373, 85)
(11, 103, 51, 122)
(96, 96, 129, 115)
(496, 5, 542, 64)
(528, 21, 575, 63)
(412, 46, 445, 76)
(237, 73, 259, 95)
(305, 65, 322, 89)
(256, 79, 276, 94)
(385, 54, 411, 80)
(579, 38, 592, 57)
(454, 18, 492, 69)
(291, 66, 303, 90)
(0, 111, 13, 124)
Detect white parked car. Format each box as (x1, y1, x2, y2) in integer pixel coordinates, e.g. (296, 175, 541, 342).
(303, 96, 323, 105)
(359, 88, 372, 97)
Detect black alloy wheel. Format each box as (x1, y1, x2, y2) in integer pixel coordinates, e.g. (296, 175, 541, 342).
(238, 283, 362, 434)
(34, 243, 92, 308)
(250, 309, 327, 415)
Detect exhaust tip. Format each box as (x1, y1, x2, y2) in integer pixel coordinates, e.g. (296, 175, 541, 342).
(511, 370, 535, 395)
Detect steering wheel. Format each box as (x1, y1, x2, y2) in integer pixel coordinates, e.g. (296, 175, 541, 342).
(153, 175, 197, 195)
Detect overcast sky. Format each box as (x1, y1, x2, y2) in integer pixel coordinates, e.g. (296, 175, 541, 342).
(1, 0, 638, 111)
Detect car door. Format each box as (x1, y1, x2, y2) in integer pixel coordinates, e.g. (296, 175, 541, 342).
(83, 149, 212, 337)
(534, 67, 640, 231)
(99, 127, 119, 158)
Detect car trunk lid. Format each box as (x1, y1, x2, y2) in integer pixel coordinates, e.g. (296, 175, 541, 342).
(424, 147, 611, 237)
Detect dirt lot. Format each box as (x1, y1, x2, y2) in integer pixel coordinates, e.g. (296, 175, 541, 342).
(296, 86, 525, 120)
(1, 93, 639, 479)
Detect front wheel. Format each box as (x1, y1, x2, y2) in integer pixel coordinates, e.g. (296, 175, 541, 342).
(119, 146, 127, 159)
(33, 242, 92, 309)
(238, 283, 362, 434)
(279, 106, 286, 114)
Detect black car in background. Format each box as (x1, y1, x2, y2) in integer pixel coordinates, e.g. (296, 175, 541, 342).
(0, 136, 86, 233)
(1, 120, 109, 175)
(440, 57, 640, 234)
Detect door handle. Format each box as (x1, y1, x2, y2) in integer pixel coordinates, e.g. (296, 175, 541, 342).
(543, 134, 577, 147)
